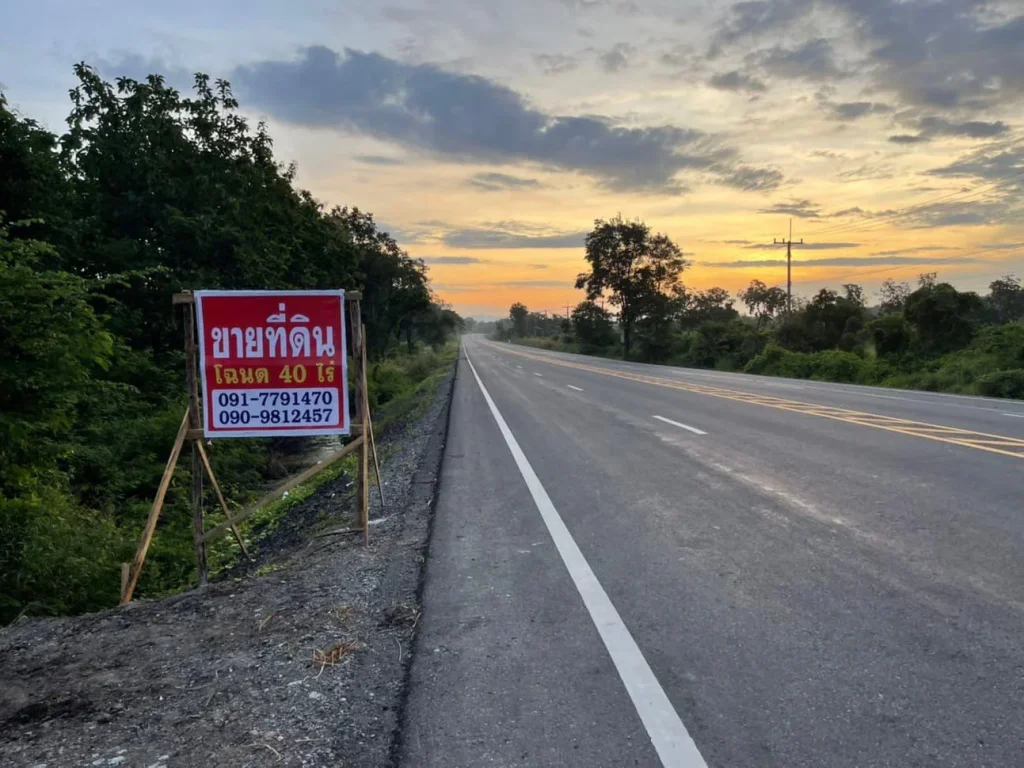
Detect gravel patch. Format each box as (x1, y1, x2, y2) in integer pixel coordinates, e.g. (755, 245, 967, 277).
(0, 357, 457, 768)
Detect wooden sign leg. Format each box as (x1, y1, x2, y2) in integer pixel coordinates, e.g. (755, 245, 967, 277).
(367, 410, 385, 510)
(184, 302, 208, 586)
(121, 409, 190, 605)
(195, 440, 251, 559)
(360, 323, 371, 545)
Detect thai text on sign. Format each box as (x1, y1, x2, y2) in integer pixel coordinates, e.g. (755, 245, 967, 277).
(195, 290, 350, 437)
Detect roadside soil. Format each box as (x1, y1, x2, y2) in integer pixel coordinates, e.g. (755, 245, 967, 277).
(0, 360, 456, 768)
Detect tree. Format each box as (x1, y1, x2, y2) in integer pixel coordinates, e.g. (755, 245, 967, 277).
(509, 302, 529, 337)
(878, 278, 911, 315)
(904, 281, 985, 355)
(738, 279, 787, 329)
(988, 275, 1024, 324)
(571, 300, 617, 348)
(682, 287, 738, 329)
(575, 215, 688, 358)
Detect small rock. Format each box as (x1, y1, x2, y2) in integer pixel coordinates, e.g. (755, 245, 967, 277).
(308, 691, 324, 700)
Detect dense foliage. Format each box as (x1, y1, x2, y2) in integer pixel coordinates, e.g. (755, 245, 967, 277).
(0, 68, 459, 623)
(504, 218, 1024, 400)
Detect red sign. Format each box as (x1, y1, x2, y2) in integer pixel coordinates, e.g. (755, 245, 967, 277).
(195, 290, 349, 438)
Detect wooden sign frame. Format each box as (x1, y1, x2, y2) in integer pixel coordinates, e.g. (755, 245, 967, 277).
(120, 290, 379, 605)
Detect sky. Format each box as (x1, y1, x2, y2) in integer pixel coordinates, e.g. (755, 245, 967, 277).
(2, 0, 1023, 319)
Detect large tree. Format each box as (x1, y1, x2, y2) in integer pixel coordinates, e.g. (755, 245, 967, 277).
(738, 279, 788, 329)
(509, 302, 529, 337)
(575, 216, 688, 358)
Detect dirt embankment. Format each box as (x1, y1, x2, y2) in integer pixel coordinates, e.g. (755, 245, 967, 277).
(0, 361, 456, 768)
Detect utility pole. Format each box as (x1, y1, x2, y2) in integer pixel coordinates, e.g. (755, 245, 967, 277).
(774, 218, 804, 314)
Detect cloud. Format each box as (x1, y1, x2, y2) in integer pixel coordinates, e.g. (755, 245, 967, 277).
(748, 38, 845, 81)
(981, 242, 1024, 251)
(889, 134, 931, 144)
(597, 43, 637, 73)
(872, 246, 954, 256)
(926, 145, 1024, 187)
(758, 198, 821, 218)
(709, 1, 1024, 112)
(708, 70, 767, 93)
(421, 256, 484, 265)
(710, 0, 810, 53)
(232, 46, 781, 194)
(828, 101, 892, 120)
(705, 255, 982, 268)
(742, 242, 859, 250)
(907, 202, 1007, 229)
(534, 53, 580, 75)
(440, 221, 588, 249)
(467, 172, 543, 191)
(94, 53, 194, 91)
(354, 154, 404, 165)
(917, 117, 1010, 139)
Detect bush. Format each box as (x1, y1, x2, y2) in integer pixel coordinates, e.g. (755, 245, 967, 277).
(809, 350, 865, 383)
(370, 362, 411, 409)
(976, 369, 1024, 399)
(744, 345, 813, 378)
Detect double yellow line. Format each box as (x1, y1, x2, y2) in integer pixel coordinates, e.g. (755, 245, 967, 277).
(488, 342, 1024, 461)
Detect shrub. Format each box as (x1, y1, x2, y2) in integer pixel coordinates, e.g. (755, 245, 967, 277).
(976, 369, 1024, 399)
(744, 344, 813, 378)
(809, 350, 865, 383)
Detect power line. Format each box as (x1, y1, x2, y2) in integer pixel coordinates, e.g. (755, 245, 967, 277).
(787, 240, 1024, 292)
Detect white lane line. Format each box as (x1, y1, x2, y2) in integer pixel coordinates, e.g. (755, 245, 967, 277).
(567, 385, 584, 392)
(517, 365, 523, 369)
(1004, 413, 1024, 418)
(653, 415, 707, 436)
(464, 348, 706, 768)
(534, 372, 543, 377)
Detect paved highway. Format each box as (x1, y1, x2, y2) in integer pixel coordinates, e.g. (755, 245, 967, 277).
(401, 336, 1024, 767)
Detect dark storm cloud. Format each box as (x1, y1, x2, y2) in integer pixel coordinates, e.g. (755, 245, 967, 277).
(232, 46, 781, 194)
(708, 70, 767, 93)
(758, 198, 822, 218)
(706, 255, 983, 268)
(467, 172, 543, 191)
(534, 53, 580, 75)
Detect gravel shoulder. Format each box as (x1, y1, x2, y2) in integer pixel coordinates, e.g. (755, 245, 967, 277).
(0, 357, 457, 768)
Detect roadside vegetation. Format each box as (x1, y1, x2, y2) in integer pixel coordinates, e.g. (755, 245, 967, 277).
(0, 68, 460, 623)
(494, 216, 1024, 399)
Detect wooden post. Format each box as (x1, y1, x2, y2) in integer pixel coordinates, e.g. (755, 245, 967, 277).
(348, 299, 368, 539)
(183, 299, 208, 586)
(195, 440, 250, 558)
(360, 323, 371, 545)
(121, 409, 190, 604)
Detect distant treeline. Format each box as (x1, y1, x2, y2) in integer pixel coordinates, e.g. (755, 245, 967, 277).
(496, 216, 1024, 399)
(0, 66, 459, 622)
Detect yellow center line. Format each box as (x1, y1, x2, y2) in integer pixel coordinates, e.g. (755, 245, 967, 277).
(485, 342, 1024, 461)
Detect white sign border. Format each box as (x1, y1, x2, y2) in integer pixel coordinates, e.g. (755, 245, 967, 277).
(195, 289, 351, 439)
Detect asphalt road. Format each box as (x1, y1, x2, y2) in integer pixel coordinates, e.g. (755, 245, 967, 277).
(400, 336, 1024, 767)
